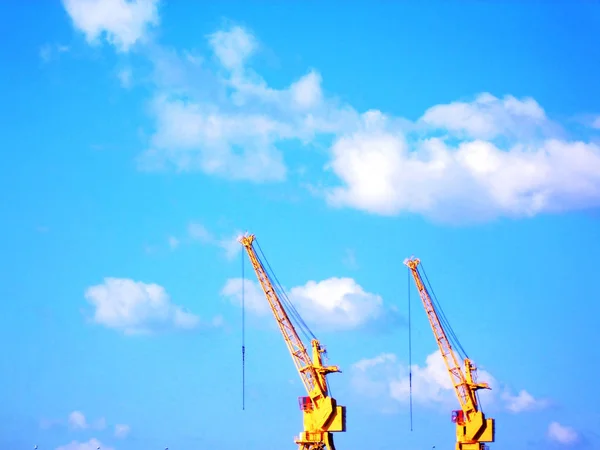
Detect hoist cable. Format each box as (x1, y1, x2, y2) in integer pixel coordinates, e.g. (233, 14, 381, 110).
(255, 239, 316, 341)
(420, 264, 469, 361)
(408, 266, 413, 432)
(256, 242, 313, 343)
(241, 248, 246, 411)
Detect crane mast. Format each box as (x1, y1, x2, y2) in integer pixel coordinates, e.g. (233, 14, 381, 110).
(240, 234, 346, 450)
(404, 257, 495, 450)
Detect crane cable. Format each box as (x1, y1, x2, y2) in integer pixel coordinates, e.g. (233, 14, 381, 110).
(420, 263, 486, 410)
(407, 266, 413, 432)
(254, 239, 331, 395)
(256, 241, 314, 339)
(419, 263, 469, 361)
(242, 248, 246, 411)
(255, 239, 316, 342)
(413, 262, 487, 416)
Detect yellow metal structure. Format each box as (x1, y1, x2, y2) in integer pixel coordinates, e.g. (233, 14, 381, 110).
(404, 257, 495, 450)
(240, 234, 346, 450)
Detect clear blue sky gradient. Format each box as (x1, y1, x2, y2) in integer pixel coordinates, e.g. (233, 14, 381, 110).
(1, 1, 600, 450)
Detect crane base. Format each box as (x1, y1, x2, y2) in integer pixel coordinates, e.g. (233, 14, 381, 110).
(295, 431, 336, 450)
(457, 444, 490, 450)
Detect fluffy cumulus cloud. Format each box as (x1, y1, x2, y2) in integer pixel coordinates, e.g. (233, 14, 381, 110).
(325, 110, 600, 223)
(56, 438, 112, 450)
(62, 0, 600, 222)
(221, 276, 399, 331)
(351, 350, 548, 414)
(84, 278, 201, 334)
(62, 0, 159, 52)
(547, 422, 580, 445)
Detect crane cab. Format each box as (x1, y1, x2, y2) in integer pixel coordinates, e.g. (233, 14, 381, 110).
(299, 396, 313, 411)
(452, 410, 465, 425)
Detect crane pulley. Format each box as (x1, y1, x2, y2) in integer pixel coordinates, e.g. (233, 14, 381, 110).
(240, 233, 346, 450)
(404, 257, 495, 450)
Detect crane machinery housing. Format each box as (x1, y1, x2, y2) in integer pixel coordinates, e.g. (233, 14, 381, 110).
(404, 256, 495, 450)
(240, 233, 346, 450)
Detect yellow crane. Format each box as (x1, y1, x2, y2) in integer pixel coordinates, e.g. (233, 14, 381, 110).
(404, 257, 495, 450)
(239, 233, 346, 450)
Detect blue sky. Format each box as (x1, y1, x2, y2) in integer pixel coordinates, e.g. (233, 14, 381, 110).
(1, 0, 600, 449)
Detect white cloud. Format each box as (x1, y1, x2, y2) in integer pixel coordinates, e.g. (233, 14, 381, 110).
(325, 122, 600, 223)
(548, 422, 580, 445)
(289, 70, 323, 110)
(184, 222, 243, 260)
(420, 93, 547, 140)
(68, 411, 87, 429)
(217, 231, 244, 260)
(188, 222, 213, 243)
(208, 25, 258, 70)
(39, 45, 52, 62)
(221, 276, 393, 331)
(63, 6, 600, 222)
(502, 389, 549, 413)
(43, 412, 109, 433)
(592, 116, 600, 130)
(117, 67, 132, 88)
(92, 417, 106, 430)
(221, 278, 270, 315)
(84, 277, 201, 334)
(56, 438, 112, 450)
(351, 350, 546, 414)
(134, 24, 359, 182)
(168, 235, 179, 249)
(352, 351, 458, 409)
(289, 277, 385, 329)
(137, 24, 600, 223)
(39, 43, 70, 62)
(40, 418, 62, 429)
(62, 0, 159, 52)
(342, 248, 358, 269)
(139, 94, 289, 181)
(114, 423, 131, 438)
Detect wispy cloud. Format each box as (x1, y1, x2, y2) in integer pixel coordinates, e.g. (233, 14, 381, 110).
(114, 423, 131, 438)
(167, 221, 243, 260)
(342, 248, 358, 269)
(39, 43, 69, 62)
(117, 67, 132, 88)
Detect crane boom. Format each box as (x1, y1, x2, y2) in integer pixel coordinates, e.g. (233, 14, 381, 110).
(405, 258, 478, 413)
(240, 234, 319, 395)
(404, 257, 495, 450)
(240, 234, 346, 450)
